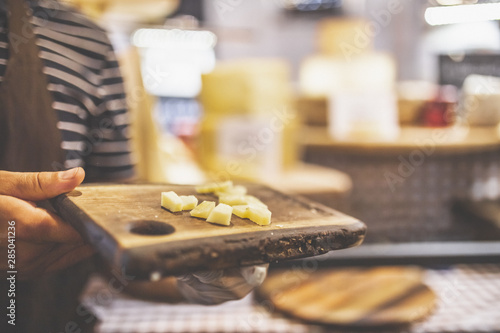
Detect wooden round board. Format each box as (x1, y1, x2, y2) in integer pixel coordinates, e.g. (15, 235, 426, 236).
(256, 266, 436, 328)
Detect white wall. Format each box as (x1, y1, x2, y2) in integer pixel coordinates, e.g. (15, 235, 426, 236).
(203, 1, 319, 80)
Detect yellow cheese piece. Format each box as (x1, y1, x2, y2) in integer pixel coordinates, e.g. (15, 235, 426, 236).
(232, 204, 272, 226)
(219, 194, 267, 208)
(162, 192, 199, 212)
(206, 203, 233, 226)
(195, 180, 233, 193)
(161, 191, 183, 212)
(248, 206, 272, 226)
(245, 195, 267, 208)
(190, 201, 216, 219)
(219, 194, 248, 206)
(215, 185, 247, 196)
(180, 195, 198, 210)
(232, 205, 250, 218)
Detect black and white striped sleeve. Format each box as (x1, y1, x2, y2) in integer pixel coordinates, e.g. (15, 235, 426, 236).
(83, 45, 135, 182)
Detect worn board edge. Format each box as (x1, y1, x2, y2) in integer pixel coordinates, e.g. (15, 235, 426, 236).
(52, 193, 121, 270)
(52, 185, 366, 280)
(122, 222, 365, 279)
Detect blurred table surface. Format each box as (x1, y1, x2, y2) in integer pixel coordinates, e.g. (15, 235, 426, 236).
(301, 126, 500, 154)
(82, 263, 500, 333)
(302, 125, 500, 244)
(262, 162, 352, 195)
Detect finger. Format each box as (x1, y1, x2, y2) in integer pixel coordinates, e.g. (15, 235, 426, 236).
(42, 243, 95, 274)
(11, 241, 55, 272)
(0, 195, 83, 243)
(0, 167, 85, 201)
(14, 241, 95, 280)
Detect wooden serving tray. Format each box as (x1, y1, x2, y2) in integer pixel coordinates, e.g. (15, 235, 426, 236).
(52, 183, 366, 280)
(256, 266, 436, 328)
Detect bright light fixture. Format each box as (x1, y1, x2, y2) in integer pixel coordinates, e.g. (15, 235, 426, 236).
(132, 28, 217, 50)
(435, 0, 477, 5)
(425, 3, 500, 26)
(132, 28, 217, 97)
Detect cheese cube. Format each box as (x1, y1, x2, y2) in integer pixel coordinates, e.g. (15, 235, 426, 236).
(245, 195, 268, 208)
(190, 201, 216, 219)
(219, 194, 267, 208)
(215, 185, 247, 196)
(248, 206, 272, 226)
(195, 180, 233, 194)
(232, 205, 250, 218)
(180, 195, 198, 210)
(206, 203, 233, 226)
(219, 194, 248, 206)
(232, 205, 272, 226)
(161, 191, 183, 212)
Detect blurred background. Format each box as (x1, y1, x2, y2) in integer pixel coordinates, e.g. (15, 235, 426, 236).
(61, 0, 500, 243)
(60, 1, 500, 332)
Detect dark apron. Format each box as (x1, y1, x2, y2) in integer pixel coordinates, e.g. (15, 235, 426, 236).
(0, 1, 96, 332)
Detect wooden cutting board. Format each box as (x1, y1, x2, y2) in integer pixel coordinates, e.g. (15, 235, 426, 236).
(52, 183, 366, 280)
(256, 266, 436, 328)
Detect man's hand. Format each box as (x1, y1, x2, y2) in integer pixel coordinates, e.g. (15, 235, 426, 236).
(176, 264, 269, 305)
(0, 168, 95, 280)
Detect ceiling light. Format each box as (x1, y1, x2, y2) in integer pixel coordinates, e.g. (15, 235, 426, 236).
(425, 3, 500, 25)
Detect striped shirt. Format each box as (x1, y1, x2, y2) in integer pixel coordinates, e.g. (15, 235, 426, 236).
(0, 0, 135, 181)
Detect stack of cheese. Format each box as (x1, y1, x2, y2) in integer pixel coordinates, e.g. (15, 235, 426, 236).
(198, 59, 299, 182)
(299, 18, 399, 141)
(200, 59, 291, 117)
(161, 181, 272, 226)
(316, 18, 373, 56)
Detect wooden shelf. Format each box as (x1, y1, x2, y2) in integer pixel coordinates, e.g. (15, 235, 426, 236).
(301, 125, 500, 155)
(262, 163, 352, 195)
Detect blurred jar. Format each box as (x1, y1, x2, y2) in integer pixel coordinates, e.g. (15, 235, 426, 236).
(461, 74, 500, 127)
(397, 81, 438, 125)
(420, 85, 458, 127)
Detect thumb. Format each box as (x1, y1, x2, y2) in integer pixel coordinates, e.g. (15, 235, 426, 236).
(0, 167, 85, 201)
